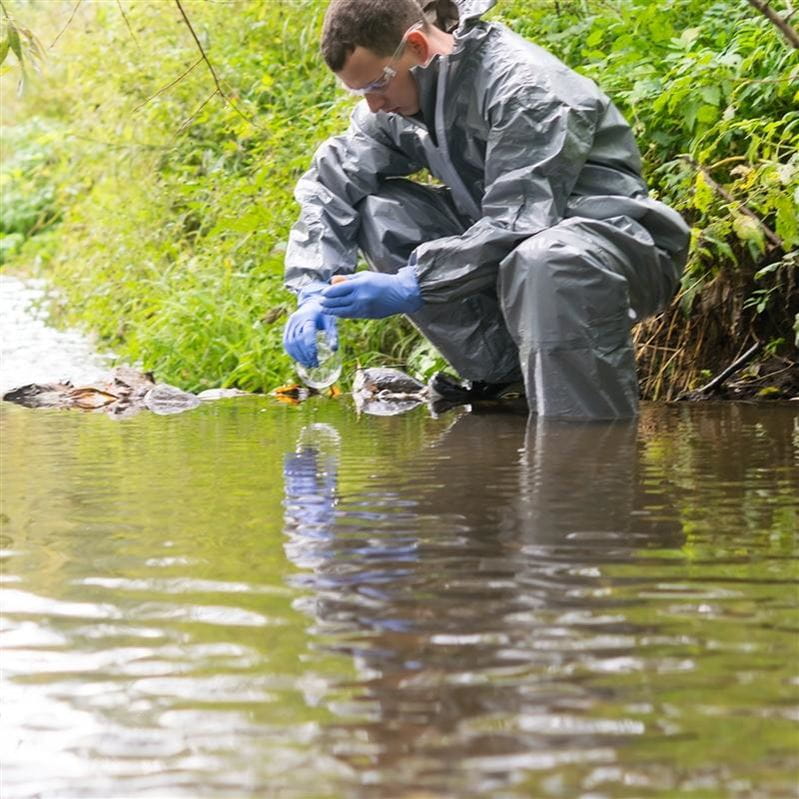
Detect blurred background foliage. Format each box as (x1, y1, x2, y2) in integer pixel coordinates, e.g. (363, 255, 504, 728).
(0, 0, 797, 395)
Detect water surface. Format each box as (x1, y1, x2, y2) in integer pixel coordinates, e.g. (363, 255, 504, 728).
(0, 275, 113, 393)
(1, 398, 797, 798)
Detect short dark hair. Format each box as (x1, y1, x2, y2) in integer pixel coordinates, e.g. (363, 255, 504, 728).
(321, 0, 428, 71)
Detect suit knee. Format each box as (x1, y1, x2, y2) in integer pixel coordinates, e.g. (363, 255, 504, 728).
(500, 230, 631, 347)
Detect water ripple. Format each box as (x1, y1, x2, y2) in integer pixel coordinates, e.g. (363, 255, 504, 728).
(1, 399, 797, 798)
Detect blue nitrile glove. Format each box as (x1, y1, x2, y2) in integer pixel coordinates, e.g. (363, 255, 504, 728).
(319, 266, 423, 319)
(283, 285, 338, 368)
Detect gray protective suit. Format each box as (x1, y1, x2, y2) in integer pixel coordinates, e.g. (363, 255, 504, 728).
(284, 0, 690, 418)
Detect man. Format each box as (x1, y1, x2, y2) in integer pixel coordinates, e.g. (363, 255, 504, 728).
(282, 0, 689, 418)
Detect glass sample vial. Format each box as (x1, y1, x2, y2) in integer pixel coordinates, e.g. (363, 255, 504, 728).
(296, 331, 342, 389)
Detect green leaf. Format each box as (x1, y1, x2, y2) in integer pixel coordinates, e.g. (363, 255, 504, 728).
(732, 213, 765, 253)
(776, 163, 796, 185)
(773, 192, 799, 248)
(754, 262, 781, 280)
(679, 271, 706, 314)
(693, 170, 715, 214)
(629, 79, 659, 104)
(700, 85, 720, 106)
(696, 104, 719, 124)
(586, 28, 603, 47)
(7, 23, 21, 65)
(679, 27, 701, 47)
(0, 35, 9, 66)
(648, 18, 674, 43)
(611, 33, 634, 52)
(681, 98, 700, 131)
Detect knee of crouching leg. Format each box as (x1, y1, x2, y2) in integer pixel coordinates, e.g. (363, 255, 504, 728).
(503, 232, 583, 300)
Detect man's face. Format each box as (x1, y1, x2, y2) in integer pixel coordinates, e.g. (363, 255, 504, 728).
(336, 45, 421, 116)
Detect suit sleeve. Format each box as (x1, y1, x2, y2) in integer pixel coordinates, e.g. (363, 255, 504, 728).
(412, 85, 602, 302)
(284, 104, 423, 295)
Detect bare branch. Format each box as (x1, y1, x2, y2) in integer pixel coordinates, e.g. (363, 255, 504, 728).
(115, 0, 139, 48)
(681, 341, 762, 398)
(747, 0, 799, 48)
(175, 88, 219, 138)
(173, 0, 262, 129)
(132, 56, 202, 113)
(50, 0, 82, 50)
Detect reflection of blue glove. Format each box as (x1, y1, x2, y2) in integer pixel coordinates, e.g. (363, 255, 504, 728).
(284, 447, 337, 533)
(319, 266, 422, 319)
(283, 285, 338, 368)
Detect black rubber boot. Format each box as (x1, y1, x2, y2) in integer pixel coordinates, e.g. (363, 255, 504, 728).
(429, 373, 527, 405)
(468, 380, 526, 401)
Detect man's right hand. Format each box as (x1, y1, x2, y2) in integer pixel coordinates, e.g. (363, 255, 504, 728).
(283, 296, 338, 368)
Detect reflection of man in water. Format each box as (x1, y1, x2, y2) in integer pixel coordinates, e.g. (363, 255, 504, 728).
(282, 424, 341, 574)
(281, 413, 684, 795)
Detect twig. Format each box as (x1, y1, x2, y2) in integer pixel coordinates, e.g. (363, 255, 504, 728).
(0, 0, 10, 19)
(682, 156, 784, 249)
(735, 75, 799, 83)
(654, 346, 684, 398)
(754, 363, 796, 382)
(685, 341, 762, 398)
(746, 0, 799, 48)
(708, 156, 747, 169)
(173, 0, 261, 129)
(115, 0, 139, 47)
(635, 312, 667, 350)
(50, 0, 81, 50)
(174, 88, 219, 138)
(132, 56, 202, 113)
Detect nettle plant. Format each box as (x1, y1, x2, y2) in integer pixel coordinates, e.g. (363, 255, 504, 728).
(522, 0, 798, 349)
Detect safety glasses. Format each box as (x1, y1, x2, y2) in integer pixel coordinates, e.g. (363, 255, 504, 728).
(341, 22, 423, 96)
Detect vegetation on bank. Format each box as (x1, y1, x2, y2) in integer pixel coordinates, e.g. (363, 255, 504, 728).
(1, 0, 797, 396)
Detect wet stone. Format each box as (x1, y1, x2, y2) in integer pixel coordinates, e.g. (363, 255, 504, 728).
(2, 367, 246, 418)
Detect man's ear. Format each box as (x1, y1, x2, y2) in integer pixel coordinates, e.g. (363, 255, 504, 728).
(405, 30, 430, 64)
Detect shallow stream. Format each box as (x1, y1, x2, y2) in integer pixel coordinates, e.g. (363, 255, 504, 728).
(2, 392, 798, 798)
(2, 274, 798, 798)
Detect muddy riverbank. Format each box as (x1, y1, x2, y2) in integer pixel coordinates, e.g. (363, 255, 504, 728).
(2, 274, 795, 412)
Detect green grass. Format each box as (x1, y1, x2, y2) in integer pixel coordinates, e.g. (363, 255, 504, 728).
(1, 0, 796, 394)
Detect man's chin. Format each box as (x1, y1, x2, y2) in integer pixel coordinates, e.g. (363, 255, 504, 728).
(388, 105, 418, 116)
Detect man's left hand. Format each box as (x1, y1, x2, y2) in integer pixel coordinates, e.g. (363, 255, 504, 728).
(319, 266, 423, 319)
